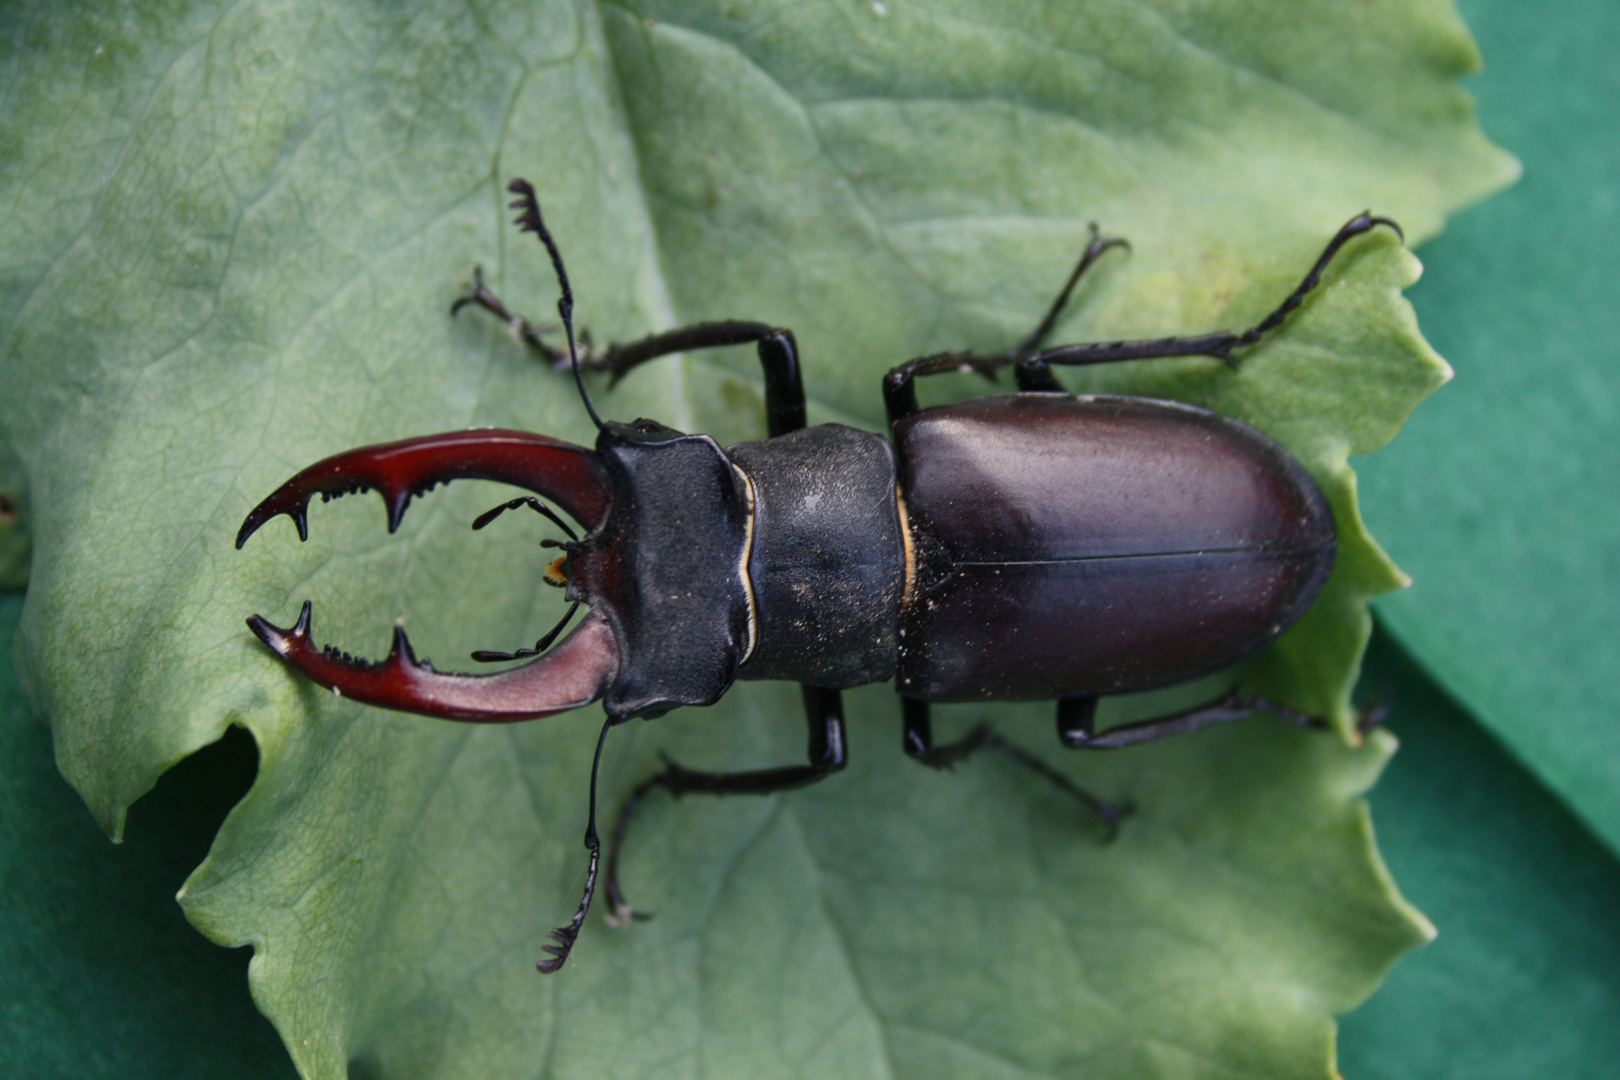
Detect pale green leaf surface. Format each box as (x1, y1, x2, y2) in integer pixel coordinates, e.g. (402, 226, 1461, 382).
(0, 1, 1510, 1077)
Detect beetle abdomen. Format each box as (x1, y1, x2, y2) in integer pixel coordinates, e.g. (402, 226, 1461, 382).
(894, 394, 1335, 701)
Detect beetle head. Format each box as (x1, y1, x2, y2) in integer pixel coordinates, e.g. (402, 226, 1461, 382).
(237, 179, 755, 724)
(237, 420, 753, 723)
(237, 428, 619, 721)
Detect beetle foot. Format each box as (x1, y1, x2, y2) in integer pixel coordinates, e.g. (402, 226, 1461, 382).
(452, 266, 566, 364)
(601, 901, 652, 929)
(1092, 797, 1134, 844)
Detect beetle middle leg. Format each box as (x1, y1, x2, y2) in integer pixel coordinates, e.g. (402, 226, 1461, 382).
(902, 698, 1129, 838)
(880, 225, 1130, 415)
(1012, 224, 1131, 392)
(603, 686, 847, 922)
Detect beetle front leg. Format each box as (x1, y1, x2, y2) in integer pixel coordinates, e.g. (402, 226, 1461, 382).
(589, 323, 806, 436)
(453, 277, 807, 438)
(603, 685, 846, 923)
(902, 698, 1128, 838)
(451, 266, 569, 365)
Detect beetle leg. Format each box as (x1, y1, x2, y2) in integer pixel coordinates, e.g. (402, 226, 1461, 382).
(460, 180, 807, 436)
(883, 227, 1131, 417)
(1057, 688, 1389, 749)
(1025, 213, 1404, 371)
(901, 697, 992, 767)
(1243, 694, 1392, 741)
(603, 685, 846, 923)
(1059, 690, 1250, 748)
(580, 321, 811, 438)
(455, 279, 808, 439)
(1017, 224, 1132, 355)
(451, 266, 567, 365)
(590, 323, 807, 437)
(882, 214, 1402, 424)
(903, 698, 1127, 838)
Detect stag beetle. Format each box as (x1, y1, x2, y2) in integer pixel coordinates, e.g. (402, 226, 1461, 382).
(237, 179, 1399, 971)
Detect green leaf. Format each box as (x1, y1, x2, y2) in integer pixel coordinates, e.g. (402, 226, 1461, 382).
(1357, 0, 1620, 857)
(0, 1, 1510, 1077)
(16, 607, 1620, 1080)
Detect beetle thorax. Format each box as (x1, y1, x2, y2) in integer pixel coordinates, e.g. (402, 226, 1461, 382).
(727, 425, 904, 688)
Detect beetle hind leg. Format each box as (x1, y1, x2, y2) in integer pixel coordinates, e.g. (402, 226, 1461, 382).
(1057, 689, 1388, 749)
(603, 686, 847, 924)
(1026, 213, 1405, 373)
(902, 699, 1129, 839)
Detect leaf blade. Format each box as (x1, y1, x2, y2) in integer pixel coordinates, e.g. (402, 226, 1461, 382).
(0, 1, 1509, 1077)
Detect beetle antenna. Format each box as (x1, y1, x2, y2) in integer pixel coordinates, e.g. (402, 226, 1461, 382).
(471, 602, 580, 663)
(507, 178, 605, 432)
(472, 495, 578, 541)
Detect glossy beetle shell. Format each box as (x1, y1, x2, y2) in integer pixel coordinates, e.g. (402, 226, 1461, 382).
(893, 394, 1336, 701)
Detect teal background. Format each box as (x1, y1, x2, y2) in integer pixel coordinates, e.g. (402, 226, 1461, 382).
(0, 592, 293, 1078)
(1357, 0, 1620, 857)
(4, 0, 1618, 1072)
